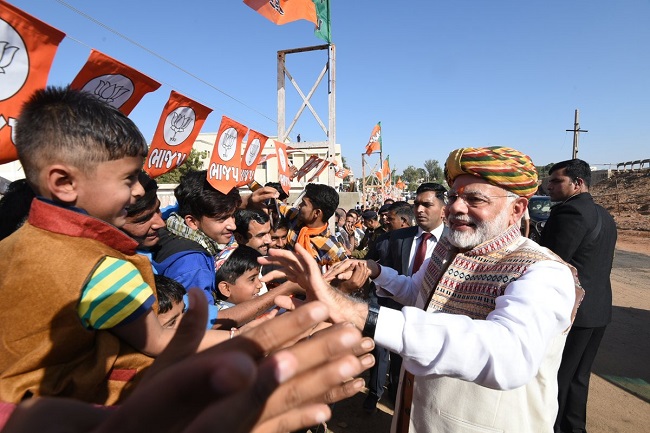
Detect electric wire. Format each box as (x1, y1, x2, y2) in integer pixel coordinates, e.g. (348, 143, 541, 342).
(54, 0, 277, 125)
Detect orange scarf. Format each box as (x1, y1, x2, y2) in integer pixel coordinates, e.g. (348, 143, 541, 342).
(296, 224, 327, 251)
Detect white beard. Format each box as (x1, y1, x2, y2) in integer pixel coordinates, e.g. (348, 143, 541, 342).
(447, 205, 512, 249)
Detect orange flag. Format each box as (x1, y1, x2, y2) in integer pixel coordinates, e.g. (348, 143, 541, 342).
(295, 155, 321, 181)
(274, 140, 292, 195)
(258, 152, 276, 164)
(335, 167, 350, 179)
(243, 0, 317, 25)
(70, 49, 160, 115)
(144, 91, 212, 178)
(237, 129, 269, 187)
(365, 122, 382, 156)
(0, 0, 65, 163)
(207, 116, 249, 194)
(308, 159, 331, 182)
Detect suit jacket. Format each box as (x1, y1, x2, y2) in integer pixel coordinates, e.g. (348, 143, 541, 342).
(540, 192, 617, 327)
(386, 226, 419, 274)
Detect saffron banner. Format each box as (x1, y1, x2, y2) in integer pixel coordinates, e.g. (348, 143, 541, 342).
(295, 155, 321, 181)
(144, 91, 212, 178)
(70, 49, 160, 115)
(0, 0, 65, 163)
(274, 140, 292, 195)
(365, 121, 381, 155)
(237, 129, 269, 187)
(206, 116, 248, 194)
(243, 0, 317, 25)
(308, 159, 331, 182)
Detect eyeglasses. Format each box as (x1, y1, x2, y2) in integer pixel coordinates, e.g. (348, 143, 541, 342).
(446, 191, 517, 208)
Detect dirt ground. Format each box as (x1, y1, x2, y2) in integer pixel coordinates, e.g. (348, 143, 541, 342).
(320, 229, 650, 433)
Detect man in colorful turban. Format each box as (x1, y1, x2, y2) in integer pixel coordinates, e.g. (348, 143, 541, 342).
(444, 146, 539, 198)
(260, 145, 582, 433)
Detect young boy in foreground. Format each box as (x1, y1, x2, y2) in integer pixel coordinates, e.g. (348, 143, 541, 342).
(0, 87, 229, 405)
(215, 246, 264, 309)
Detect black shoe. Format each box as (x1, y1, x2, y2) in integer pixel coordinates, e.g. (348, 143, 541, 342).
(363, 394, 379, 414)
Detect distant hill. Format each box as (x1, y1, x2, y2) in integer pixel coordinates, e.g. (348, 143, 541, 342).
(592, 171, 650, 231)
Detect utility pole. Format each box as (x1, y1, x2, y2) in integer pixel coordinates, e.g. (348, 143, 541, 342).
(566, 109, 588, 159)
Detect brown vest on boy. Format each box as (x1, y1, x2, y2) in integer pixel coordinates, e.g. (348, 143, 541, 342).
(0, 200, 156, 405)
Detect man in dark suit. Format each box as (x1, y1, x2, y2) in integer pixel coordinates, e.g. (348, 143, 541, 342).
(363, 183, 447, 412)
(540, 159, 617, 433)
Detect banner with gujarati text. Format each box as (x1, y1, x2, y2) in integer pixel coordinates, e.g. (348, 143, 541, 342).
(207, 116, 248, 194)
(144, 91, 212, 178)
(274, 140, 292, 195)
(0, 0, 65, 163)
(237, 129, 269, 187)
(70, 49, 160, 115)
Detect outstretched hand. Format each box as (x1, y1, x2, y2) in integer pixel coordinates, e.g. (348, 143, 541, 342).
(2, 289, 375, 433)
(259, 245, 370, 328)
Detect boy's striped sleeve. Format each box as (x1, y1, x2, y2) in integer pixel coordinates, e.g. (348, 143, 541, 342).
(78, 257, 155, 329)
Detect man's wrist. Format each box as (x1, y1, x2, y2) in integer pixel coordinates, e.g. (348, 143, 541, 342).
(361, 301, 380, 339)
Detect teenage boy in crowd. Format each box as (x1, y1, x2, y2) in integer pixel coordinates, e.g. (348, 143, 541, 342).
(233, 208, 272, 256)
(122, 172, 301, 329)
(0, 87, 232, 405)
(275, 183, 348, 268)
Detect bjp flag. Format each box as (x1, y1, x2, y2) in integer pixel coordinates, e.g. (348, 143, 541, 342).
(237, 129, 269, 187)
(295, 155, 321, 181)
(207, 116, 248, 194)
(70, 49, 160, 115)
(144, 91, 212, 178)
(274, 140, 292, 195)
(365, 121, 382, 156)
(0, 0, 65, 163)
(308, 159, 331, 182)
(243, 0, 317, 25)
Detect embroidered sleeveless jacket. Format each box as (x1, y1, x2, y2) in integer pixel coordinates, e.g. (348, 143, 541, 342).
(0, 200, 156, 405)
(395, 224, 582, 433)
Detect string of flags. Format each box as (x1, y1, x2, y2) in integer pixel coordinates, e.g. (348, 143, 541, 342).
(0, 0, 350, 196)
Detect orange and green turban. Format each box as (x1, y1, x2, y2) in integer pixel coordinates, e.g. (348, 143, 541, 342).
(444, 146, 538, 198)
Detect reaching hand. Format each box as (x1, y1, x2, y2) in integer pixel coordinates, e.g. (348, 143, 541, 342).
(2, 289, 375, 433)
(259, 245, 370, 328)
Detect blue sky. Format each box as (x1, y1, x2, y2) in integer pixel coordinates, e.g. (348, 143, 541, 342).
(8, 0, 650, 178)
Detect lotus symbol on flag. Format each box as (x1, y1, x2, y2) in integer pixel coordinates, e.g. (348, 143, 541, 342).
(269, 0, 284, 15)
(0, 42, 19, 74)
(93, 80, 130, 104)
(245, 139, 260, 166)
(169, 112, 192, 142)
(218, 127, 238, 161)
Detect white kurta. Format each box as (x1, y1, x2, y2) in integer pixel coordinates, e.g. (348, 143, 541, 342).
(373, 243, 576, 432)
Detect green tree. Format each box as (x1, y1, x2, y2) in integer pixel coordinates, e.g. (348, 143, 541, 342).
(156, 149, 208, 184)
(424, 159, 444, 182)
(535, 163, 554, 179)
(401, 165, 421, 184)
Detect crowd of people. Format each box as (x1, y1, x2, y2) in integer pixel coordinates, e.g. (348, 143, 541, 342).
(0, 86, 617, 433)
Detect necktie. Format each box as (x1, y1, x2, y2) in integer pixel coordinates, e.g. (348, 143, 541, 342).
(412, 232, 432, 274)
